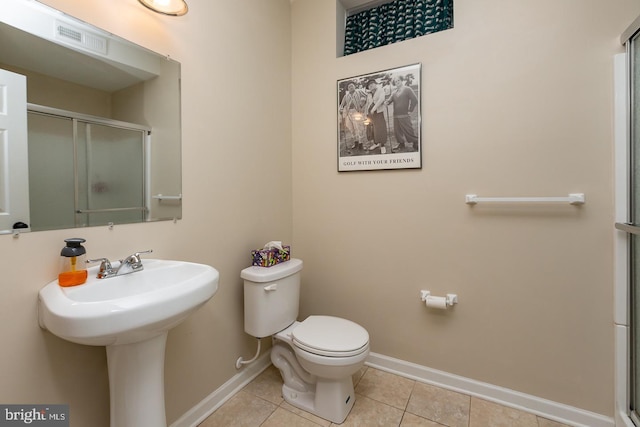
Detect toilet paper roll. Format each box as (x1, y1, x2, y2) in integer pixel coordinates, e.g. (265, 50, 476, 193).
(425, 296, 448, 309)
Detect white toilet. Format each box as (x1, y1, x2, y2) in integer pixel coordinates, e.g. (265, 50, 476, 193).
(241, 258, 370, 424)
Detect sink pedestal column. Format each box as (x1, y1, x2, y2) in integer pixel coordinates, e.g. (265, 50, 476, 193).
(106, 332, 168, 427)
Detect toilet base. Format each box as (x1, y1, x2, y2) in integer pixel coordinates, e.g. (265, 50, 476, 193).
(281, 376, 355, 424)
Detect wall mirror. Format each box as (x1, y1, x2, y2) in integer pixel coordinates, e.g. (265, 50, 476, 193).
(0, 0, 182, 234)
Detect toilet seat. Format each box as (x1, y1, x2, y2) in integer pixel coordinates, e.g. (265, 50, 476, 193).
(292, 315, 369, 357)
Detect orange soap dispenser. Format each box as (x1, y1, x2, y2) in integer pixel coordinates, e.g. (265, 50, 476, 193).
(58, 238, 88, 287)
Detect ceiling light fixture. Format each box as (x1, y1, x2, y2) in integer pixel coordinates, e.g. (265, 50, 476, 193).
(138, 0, 188, 16)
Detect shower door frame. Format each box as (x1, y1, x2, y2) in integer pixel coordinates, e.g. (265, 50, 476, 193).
(615, 15, 640, 427)
(27, 104, 151, 229)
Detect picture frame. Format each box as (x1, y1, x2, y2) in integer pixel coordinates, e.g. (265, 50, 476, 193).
(337, 63, 421, 172)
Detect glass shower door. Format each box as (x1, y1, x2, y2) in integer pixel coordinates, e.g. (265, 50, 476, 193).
(27, 109, 148, 230)
(76, 121, 146, 227)
(27, 112, 76, 231)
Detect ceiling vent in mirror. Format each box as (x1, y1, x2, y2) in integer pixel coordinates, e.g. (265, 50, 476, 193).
(55, 21, 108, 55)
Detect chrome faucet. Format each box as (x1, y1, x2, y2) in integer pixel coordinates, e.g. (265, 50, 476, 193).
(87, 250, 153, 279)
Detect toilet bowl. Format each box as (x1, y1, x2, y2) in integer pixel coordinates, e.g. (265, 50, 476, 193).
(241, 259, 370, 424)
(271, 316, 369, 423)
(289, 315, 369, 378)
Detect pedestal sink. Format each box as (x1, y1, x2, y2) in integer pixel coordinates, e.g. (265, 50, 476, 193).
(38, 259, 219, 427)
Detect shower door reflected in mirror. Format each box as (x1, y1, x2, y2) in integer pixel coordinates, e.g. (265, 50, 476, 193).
(28, 109, 148, 231)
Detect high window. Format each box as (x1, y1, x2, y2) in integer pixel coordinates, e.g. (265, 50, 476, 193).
(343, 0, 453, 56)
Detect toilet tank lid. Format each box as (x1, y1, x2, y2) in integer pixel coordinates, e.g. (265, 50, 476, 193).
(241, 258, 303, 282)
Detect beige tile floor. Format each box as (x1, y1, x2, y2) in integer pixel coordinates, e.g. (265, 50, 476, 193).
(199, 365, 573, 427)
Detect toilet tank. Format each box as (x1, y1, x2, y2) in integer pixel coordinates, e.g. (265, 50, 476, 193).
(241, 258, 303, 338)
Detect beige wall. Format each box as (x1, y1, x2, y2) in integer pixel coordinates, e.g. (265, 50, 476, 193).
(292, 0, 639, 417)
(112, 61, 183, 221)
(0, 0, 292, 426)
(1, 64, 113, 116)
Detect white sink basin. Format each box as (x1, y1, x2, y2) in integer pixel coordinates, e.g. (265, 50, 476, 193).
(38, 258, 219, 427)
(38, 259, 219, 346)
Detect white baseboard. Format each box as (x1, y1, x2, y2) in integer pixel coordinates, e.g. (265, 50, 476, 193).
(169, 351, 272, 427)
(170, 350, 614, 427)
(366, 352, 614, 427)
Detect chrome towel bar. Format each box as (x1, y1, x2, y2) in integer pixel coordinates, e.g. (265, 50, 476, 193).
(76, 207, 147, 214)
(152, 194, 182, 201)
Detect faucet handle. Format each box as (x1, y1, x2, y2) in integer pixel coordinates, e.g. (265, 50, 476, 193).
(121, 250, 153, 271)
(124, 249, 153, 262)
(87, 257, 114, 278)
(87, 257, 112, 268)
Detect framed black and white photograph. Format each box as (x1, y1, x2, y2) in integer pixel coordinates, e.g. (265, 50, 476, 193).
(337, 63, 421, 172)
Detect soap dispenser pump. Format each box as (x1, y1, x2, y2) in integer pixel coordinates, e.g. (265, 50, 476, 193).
(58, 238, 88, 287)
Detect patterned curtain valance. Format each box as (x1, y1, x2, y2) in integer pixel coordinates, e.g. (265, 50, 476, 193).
(344, 0, 453, 56)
